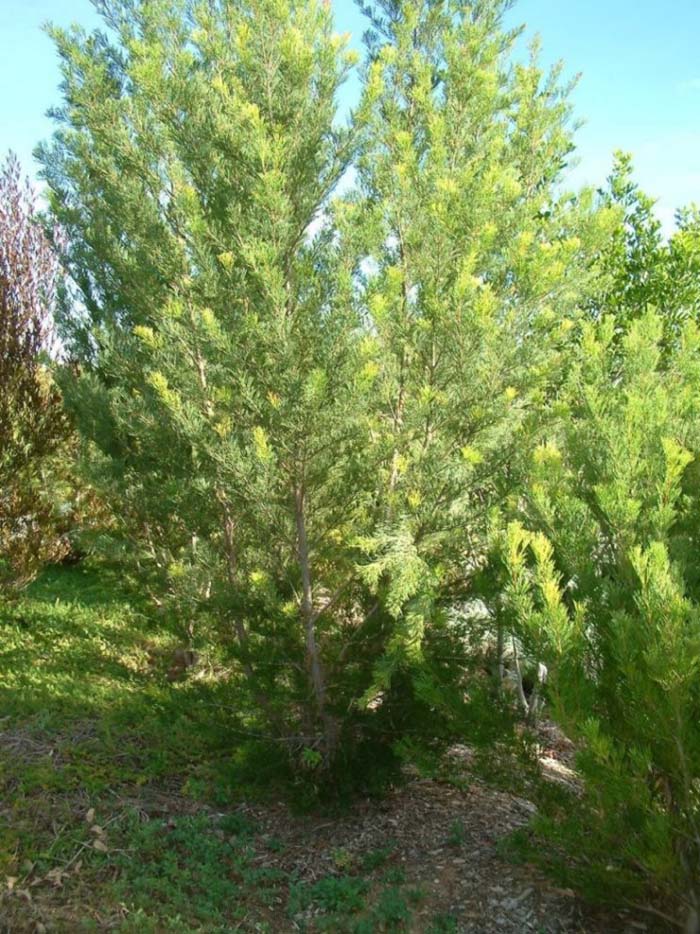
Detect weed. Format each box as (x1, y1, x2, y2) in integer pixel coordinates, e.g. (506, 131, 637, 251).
(371, 886, 411, 930)
(220, 810, 256, 838)
(265, 834, 285, 853)
(105, 811, 278, 929)
(428, 912, 459, 933)
(360, 844, 394, 872)
(382, 866, 407, 885)
(447, 818, 468, 847)
(289, 874, 369, 916)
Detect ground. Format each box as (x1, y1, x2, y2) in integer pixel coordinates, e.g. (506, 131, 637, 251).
(0, 566, 657, 933)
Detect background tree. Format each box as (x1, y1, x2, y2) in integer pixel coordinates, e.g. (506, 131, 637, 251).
(0, 153, 70, 594)
(595, 151, 700, 338)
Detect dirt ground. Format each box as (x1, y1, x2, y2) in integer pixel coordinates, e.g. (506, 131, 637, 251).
(235, 731, 647, 933)
(0, 720, 661, 933)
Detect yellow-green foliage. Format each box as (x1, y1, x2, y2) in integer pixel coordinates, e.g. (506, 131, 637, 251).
(504, 313, 700, 919)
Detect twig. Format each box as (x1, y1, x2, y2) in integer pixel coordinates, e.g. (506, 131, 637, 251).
(628, 901, 683, 930)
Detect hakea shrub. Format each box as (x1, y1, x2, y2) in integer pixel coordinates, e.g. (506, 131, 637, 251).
(503, 313, 700, 930)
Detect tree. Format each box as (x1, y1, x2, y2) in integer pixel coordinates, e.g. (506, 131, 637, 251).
(40, 0, 372, 765)
(503, 312, 700, 929)
(0, 153, 70, 593)
(595, 151, 700, 338)
(41, 0, 613, 773)
(345, 0, 615, 707)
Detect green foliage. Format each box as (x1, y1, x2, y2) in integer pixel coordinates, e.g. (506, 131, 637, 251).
(596, 151, 700, 337)
(344, 0, 613, 708)
(38, 0, 613, 773)
(360, 845, 394, 872)
(446, 819, 467, 847)
(427, 913, 459, 934)
(108, 813, 248, 930)
(288, 873, 424, 933)
(24, 0, 700, 923)
(41, 0, 367, 761)
(290, 874, 369, 915)
(371, 885, 414, 929)
(503, 312, 700, 922)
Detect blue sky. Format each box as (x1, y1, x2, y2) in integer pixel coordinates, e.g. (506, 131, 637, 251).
(1, 0, 698, 232)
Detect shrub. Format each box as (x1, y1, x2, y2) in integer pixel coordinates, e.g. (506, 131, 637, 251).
(503, 312, 700, 928)
(0, 153, 71, 594)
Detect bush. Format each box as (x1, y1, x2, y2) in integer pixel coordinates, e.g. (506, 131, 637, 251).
(0, 153, 72, 594)
(503, 312, 700, 927)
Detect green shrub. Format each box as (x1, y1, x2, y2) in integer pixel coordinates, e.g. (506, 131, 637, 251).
(504, 313, 700, 927)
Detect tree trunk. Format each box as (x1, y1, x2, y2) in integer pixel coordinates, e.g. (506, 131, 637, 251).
(495, 613, 505, 695)
(295, 484, 336, 759)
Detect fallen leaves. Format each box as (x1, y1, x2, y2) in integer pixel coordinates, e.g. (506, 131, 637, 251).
(45, 867, 67, 888)
(89, 814, 109, 852)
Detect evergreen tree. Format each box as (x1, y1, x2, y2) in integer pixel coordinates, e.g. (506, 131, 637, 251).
(346, 0, 614, 705)
(41, 0, 365, 760)
(41, 0, 613, 771)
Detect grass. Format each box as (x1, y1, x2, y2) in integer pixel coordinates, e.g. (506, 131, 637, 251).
(1, 564, 240, 799)
(0, 564, 448, 932)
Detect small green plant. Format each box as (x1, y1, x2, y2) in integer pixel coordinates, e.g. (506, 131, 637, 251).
(371, 887, 411, 930)
(289, 874, 368, 916)
(332, 847, 356, 870)
(428, 913, 459, 934)
(381, 866, 406, 885)
(360, 845, 394, 872)
(301, 747, 323, 770)
(496, 827, 536, 866)
(447, 819, 468, 847)
(220, 811, 256, 838)
(109, 813, 247, 928)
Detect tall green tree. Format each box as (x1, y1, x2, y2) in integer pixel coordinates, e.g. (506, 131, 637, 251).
(42, 0, 614, 769)
(41, 0, 366, 760)
(345, 0, 615, 704)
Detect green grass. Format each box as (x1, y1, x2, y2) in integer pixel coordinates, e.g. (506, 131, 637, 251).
(0, 564, 447, 932)
(1, 565, 239, 798)
(0, 564, 272, 930)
